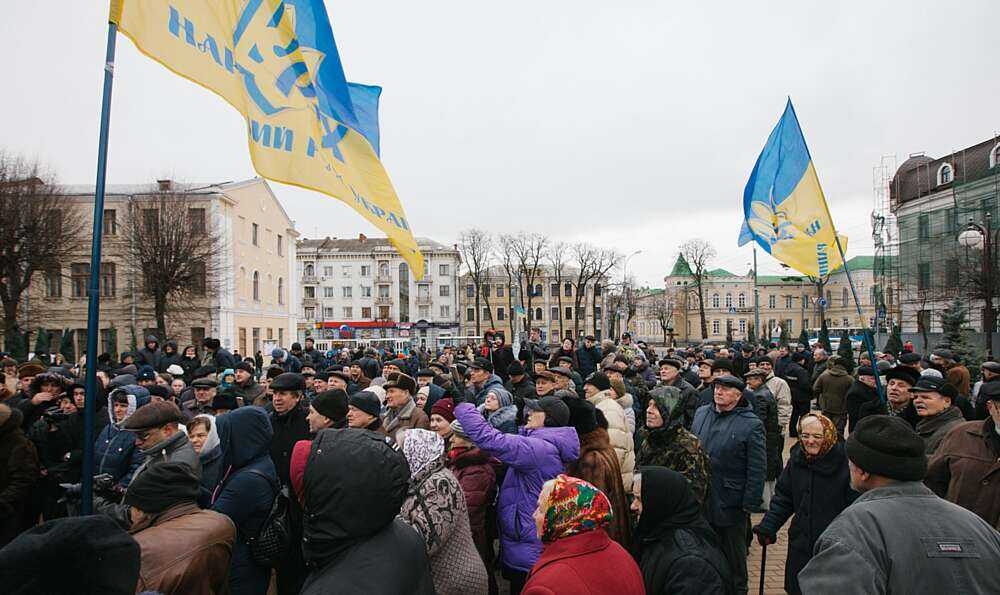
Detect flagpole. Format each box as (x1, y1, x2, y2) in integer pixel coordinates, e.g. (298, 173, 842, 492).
(81, 21, 118, 515)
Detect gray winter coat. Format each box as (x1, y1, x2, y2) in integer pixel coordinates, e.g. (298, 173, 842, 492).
(799, 481, 1000, 595)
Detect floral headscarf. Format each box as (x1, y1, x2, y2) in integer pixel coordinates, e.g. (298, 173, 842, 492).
(541, 474, 612, 543)
(401, 428, 445, 481)
(797, 413, 838, 462)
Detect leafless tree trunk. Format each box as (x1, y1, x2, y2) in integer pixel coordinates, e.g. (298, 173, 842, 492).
(652, 291, 676, 345)
(0, 151, 86, 350)
(571, 243, 599, 339)
(510, 233, 548, 338)
(593, 248, 620, 338)
(458, 228, 495, 336)
(679, 239, 717, 340)
(548, 242, 568, 340)
(124, 190, 223, 339)
(497, 234, 519, 338)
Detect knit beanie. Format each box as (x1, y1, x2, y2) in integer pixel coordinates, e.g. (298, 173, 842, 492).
(312, 389, 349, 423)
(348, 390, 382, 418)
(123, 462, 200, 513)
(846, 415, 927, 481)
(450, 419, 471, 441)
(431, 398, 456, 423)
(584, 372, 611, 392)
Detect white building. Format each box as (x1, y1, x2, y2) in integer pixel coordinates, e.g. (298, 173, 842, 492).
(296, 235, 461, 347)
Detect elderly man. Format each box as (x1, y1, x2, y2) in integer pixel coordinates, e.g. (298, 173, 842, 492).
(347, 391, 384, 432)
(381, 372, 429, 443)
(910, 377, 966, 455)
(182, 376, 218, 418)
(692, 375, 766, 595)
(858, 365, 920, 429)
(125, 462, 235, 594)
(799, 416, 1000, 593)
(754, 357, 792, 436)
(533, 369, 560, 398)
(233, 361, 266, 406)
(657, 357, 700, 429)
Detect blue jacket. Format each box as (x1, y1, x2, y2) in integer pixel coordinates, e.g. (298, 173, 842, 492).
(94, 386, 150, 488)
(213, 407, 279, 595)
(276, 353, 302, 373)
(692, 401, 766, 527)
(576, 345, 602, 378)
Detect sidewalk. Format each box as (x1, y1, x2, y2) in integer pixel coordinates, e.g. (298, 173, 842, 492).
(747, 434, 799, 595)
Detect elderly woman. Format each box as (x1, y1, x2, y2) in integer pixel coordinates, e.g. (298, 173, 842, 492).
(630, 467, 732, 594)
(397, 428, 489, 595)
(912, 377, 967, 455)
(753, 413, 857, 595)
(478, 387, 518, 434)
(524, 475, 644, 595)
(187, 414, 222, 507)
(636, 386, 711, 508)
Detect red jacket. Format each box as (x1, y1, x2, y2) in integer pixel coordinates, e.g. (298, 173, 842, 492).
(290, 440, 310, 505)
(524, 529, 645, 595)
(447, 447, 497, 552)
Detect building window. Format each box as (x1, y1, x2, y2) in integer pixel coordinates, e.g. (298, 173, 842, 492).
(711, 293, 720, 308)
(304, 263, 314, 276)
(739, 319, 746, 334)
(439, 284, 450, 297)
(361, 285, 372, 297)
(466, 285, 475, 298)
(483, 307, 491, 320)
(826, 290, 832, 305)
(277, 234, 283, 255)
(45, 266, 62, 298)
(304, 286, 315, 298)
(841, 318, 848, 327)
(738, 292, 746, 308)
(841, 287, 849, 307)
(991, 144, 1000, 169)
(188, 208, 206, 234)
(497, 307, 505, 321)
(324, 266, 334, 277)
(564, 283, 573, 297)
(768, 295, 776, 309)
(190, 260, 206, 295)
(277, 278, 284, 304)
(712, 320, 720, 335)
(551, 307, 559, 321)
(360, 265, 370, 276)
(594, 284, 601, 296)
(937, 163, 953, 186)
(143, 209, 158, 235)
(103, 209, 117, 236)
(362, 307, 372, 318)
(343, 307, 353, 318)
(550, 283, 559, 297)
(342, 286, 352, 298)
(595, 306, 602, 318)
(251, 223, 259, 246)
(496, 285, 504, 297)
(466, 308, 475, 322)
(918, 213, 930, 239)
(534, 284, 543, 297)
(71, 263, 89, 297)
(342, 266, 351, 277)
(418, 305, 430, 319)
(439, 305, 449, 318)
(725, 293, 733, 308)
(535, 307, 543, 321)
(786, 319, 794, 332)
(252, 271, 260, 301)
(918, 262, 931, 291)
(439, 264, 449, 276)
(565, 306, 573, 320)
(378, 285, 390, 298)
(304, 307, 315, 319)
(785, 295, 793, 309)
(323, 307, 334, 319)
(100, 262, 116, 297)
(324, 287, 335, 298)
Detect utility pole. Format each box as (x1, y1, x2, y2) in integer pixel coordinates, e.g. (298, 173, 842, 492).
(753, 246, 760, 344)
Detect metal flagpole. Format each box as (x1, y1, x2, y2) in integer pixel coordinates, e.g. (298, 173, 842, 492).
(81, 21, 119, 515)
(753, 246, 760, 343)
(830, 236, 885, 403)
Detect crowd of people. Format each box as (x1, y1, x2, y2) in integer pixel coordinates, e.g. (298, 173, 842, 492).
(1, 330, 1000, 594)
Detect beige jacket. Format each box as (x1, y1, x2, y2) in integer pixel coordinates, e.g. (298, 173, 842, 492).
(587, 389, 635, 491)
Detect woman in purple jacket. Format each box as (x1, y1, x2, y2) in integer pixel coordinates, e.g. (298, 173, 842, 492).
(454, 395, 579, 594)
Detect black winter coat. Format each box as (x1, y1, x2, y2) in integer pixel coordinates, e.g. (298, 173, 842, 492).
(157, 342, 182, 372)
(747, 386, 783, 481)
(756, 442, 857, 595)
(269, 404, 311, 487)
(845, 380, 878, 434)
(636, 528, 733, 595)
(857, 398, 919, 429)
(0, 408, 39, 547)
(783, 362, 812, 405)
(576, 345, 603, 378)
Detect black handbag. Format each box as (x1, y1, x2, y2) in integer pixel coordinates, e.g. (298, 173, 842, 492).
(246, 470, 292, 567)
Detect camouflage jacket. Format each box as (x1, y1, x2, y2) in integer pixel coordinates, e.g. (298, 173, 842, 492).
(637, 423, 711, 508)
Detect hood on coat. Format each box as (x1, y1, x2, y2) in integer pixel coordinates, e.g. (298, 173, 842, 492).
(523, 425, 580, 465)
(826, 365, 848, 377)
(216, 406, 272, 469)
(144, 335, 159, 349)
(302, 428, 410, 566)
(163, 341, 177, 354)
(106, 385, 150, 425)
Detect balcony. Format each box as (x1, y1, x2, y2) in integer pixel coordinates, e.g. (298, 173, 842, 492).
(416, 295, 433, 306)
(302, 275, 318, 284)
(375, 273, 392, 284)
(302, 297, 318, 307)
(375, 296, 393, 305)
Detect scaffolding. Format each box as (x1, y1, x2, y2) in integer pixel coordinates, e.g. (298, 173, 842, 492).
(871, 154, 899, 348)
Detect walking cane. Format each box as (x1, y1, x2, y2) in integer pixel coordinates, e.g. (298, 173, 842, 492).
(758, 542, 767, 595)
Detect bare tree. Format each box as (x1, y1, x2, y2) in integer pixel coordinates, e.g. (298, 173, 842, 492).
(650, 290, 676, 345)
(0, 151, 86, 350)
(458, 228, 494, 335)
(571, 243, 599, 338)
(678, 239, 717, 340)
(124, 190, 224, 339)
(497, 234, 520, 337)
(548, 242, 569, 340)
(592, 248, 620, 337)
(510, 233, 549, 334)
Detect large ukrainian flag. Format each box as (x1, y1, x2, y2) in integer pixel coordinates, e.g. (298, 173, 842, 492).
(110, 0, 424, 278)
(738, 100, 846, 278)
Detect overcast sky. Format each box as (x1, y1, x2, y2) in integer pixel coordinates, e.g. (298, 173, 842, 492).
(4, 1, 998, 286)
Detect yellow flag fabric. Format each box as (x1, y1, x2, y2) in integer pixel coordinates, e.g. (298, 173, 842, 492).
(112, 0, 424, 278)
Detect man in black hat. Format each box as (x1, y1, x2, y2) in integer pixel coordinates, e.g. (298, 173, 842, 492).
(554, 356, 585, 396)
(656, 357, 700, 430)
(857, 365, 920, 429)
(267, 372, 311, 595)
(183, 376, 218, 418)
(468, 357, 505, 407)
(306, 389, 349, 433)
(783, 351, 813, 436)
(754, 356, 792, 437)
(845, 365, 880, 434)
(691, 374, 765, 595)
(910, 377, 966, 455)
(346, 391, 383, 432)
(800, 416, 1000, 593)
(897, 351, 922, 371)
(975, 360, 1000, 418)
(209, 390, 240, 416)
(125, 462, 236, 594)
(233, 361, 266, 406)
(504, 361, 536, 409)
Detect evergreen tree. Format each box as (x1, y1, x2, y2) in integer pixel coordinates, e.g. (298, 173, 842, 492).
(818, 320, 832, 352)
(33, 328, 50, 363)
(798, 328, 810, 348)
(59, 329, 75, 364)
(837, 328, 855, 373)
(883, 324, 903, 356)
(725, 324, 733, 348)
(748, 323, 757, 346)
(779, 325, 790, 347)
(939, 299, 984, 377)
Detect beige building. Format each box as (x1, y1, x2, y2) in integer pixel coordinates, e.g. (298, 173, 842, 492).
(458, 266, 611, 344)
(26, 178, 298, 360)
(664, 254, 881, 345)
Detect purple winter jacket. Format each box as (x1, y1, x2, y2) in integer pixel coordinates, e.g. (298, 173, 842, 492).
(453, 402, 580, 573)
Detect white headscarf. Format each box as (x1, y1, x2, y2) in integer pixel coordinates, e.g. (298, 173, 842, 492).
(400, 428, 444, 481)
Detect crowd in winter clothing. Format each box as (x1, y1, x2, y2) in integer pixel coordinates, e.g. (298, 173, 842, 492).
(2, 332, 1000, 595)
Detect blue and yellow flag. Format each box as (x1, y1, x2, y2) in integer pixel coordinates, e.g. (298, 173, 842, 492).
(738, 99, 846, 278)
(111, 0, 423, 278)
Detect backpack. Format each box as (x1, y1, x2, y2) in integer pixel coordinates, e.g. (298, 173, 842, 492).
(246, 469, 292, 567)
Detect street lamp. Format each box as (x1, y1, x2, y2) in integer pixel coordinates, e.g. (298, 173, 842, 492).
(958, 212, 998, 356)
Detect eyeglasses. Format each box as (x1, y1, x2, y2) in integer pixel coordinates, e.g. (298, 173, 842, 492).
(799, 433, 825, 440)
